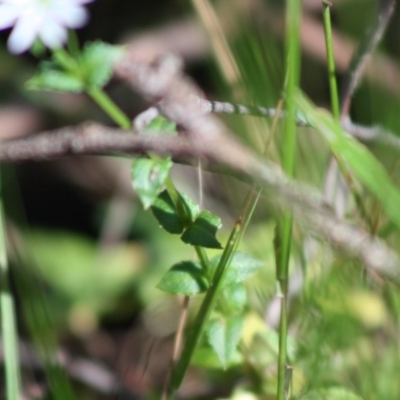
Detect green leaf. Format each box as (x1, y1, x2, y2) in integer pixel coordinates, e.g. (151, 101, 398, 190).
(79, 41, 124, 88)
(151, 190, 200, 234)
(151, 190, 185, 234)
(210, 251, 263, 288)
(27, 229, 141, 316)
(191, 345, 242, 369)
(131, 158, 172, 209)
(27, 41, 123, 93)
(297, 92, 400, 232)
(181, 210, 223, 249)
(299, 387, 364, 400)
(220, 283, 248, 314)
(145, 116, 177, 135)
(26, 68, 84, 92)
(179, 192, 200, 222)
(252, 330, 297, 363)
(157, 261, 209, 295)
(206, 315, 243, 368)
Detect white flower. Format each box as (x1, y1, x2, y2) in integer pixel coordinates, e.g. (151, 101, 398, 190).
(0, 0, 93, 54)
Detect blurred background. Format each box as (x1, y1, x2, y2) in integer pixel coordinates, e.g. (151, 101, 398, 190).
(1, 0, 400, 399)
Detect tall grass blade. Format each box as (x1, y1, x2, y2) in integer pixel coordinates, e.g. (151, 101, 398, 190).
(298, 92, 400, 231)
(276, 1, 301, 399)
(0, 168, 21, 400)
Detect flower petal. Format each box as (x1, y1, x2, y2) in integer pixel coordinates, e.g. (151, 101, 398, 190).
(7, 14, 40, 53)
(0, 4, 21, 29)
(61, 0, 94, 5)
(53, 5, 88, 28)
(3, 0, 93, 53)
(39, 20, 67, 49)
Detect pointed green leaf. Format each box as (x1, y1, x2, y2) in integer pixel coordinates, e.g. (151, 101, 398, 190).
(181, 210, 223, 249)
(80, 41, 124, 88)
(220, 283, 248, 314)
(145, 116, 177, 136)
(191, 346, 226, 369)
(206, 315, 243, 368)
(191, 345, 242, 369)
(151, 190, 184, 234)
(131, 158, 172, 209)
(157, 261, 209, 295)
(151, 190, 200, 234)
(298, 92, 400, 231)
(299, 387, 364, 400)
(179, 192, 200, 222)
(210, 251, 264, 288)
(26, 69, 84, 92)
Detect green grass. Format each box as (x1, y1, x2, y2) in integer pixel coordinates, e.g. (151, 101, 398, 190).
(2, 1, 400, 400)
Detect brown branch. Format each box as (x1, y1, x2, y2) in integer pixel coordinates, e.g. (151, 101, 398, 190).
(0, 53, 399, 280)
(112, 51, 400, 280)
(0, 123, 399, 280)
(0, 123, 199, 162)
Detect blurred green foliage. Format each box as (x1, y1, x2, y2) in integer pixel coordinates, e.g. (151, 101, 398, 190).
(2, 0, 400, 399)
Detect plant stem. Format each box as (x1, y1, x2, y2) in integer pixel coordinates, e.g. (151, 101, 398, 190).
(322, 1, 340, 121)
(87, 87, 131, 129)
(277, 1, 301, 399)
(169, 178, 261, 393)
(53, 47, 132, 130)
(170, 219, 242, 391)
(53, 47, 79, 73)
(321, 1, 376, 228)
(282, 1, 301, 176)
(0, 169, 21, 400)
(276, 213, 292, 400)
(195, 246, 210, 274)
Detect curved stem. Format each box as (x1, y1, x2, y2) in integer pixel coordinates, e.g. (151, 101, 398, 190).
(87, 87, 131, 129)
(53, 48, 131, 130)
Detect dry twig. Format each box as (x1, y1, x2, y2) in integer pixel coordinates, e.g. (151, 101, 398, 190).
(0, 52, 398, 279)
(340, 0, 396, 118)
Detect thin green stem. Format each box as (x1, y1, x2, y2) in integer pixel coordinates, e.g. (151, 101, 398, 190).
(53, 48, 131, 130)
(0, 169, 21, 400)
(322, 1, 340, 121)
(282, 2, 301, 176)
(170, 219, 242, 391)
(276, 213, 292, 400)
(87, 87, 131, 129)
(67, 31, 80, 59)
(322, 1, 374, 226)
(169, 178, 262, 393)
(52, 47, 79, 73)
(277, 1, 301, 399)
(278, 287, 288, 396)
(195, 246, 210, 274)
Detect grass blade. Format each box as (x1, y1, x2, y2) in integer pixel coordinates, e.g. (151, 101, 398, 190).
(298, 92, 400, 231)
(276, 1, 301, 399)
(0, 168, 21, 400)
